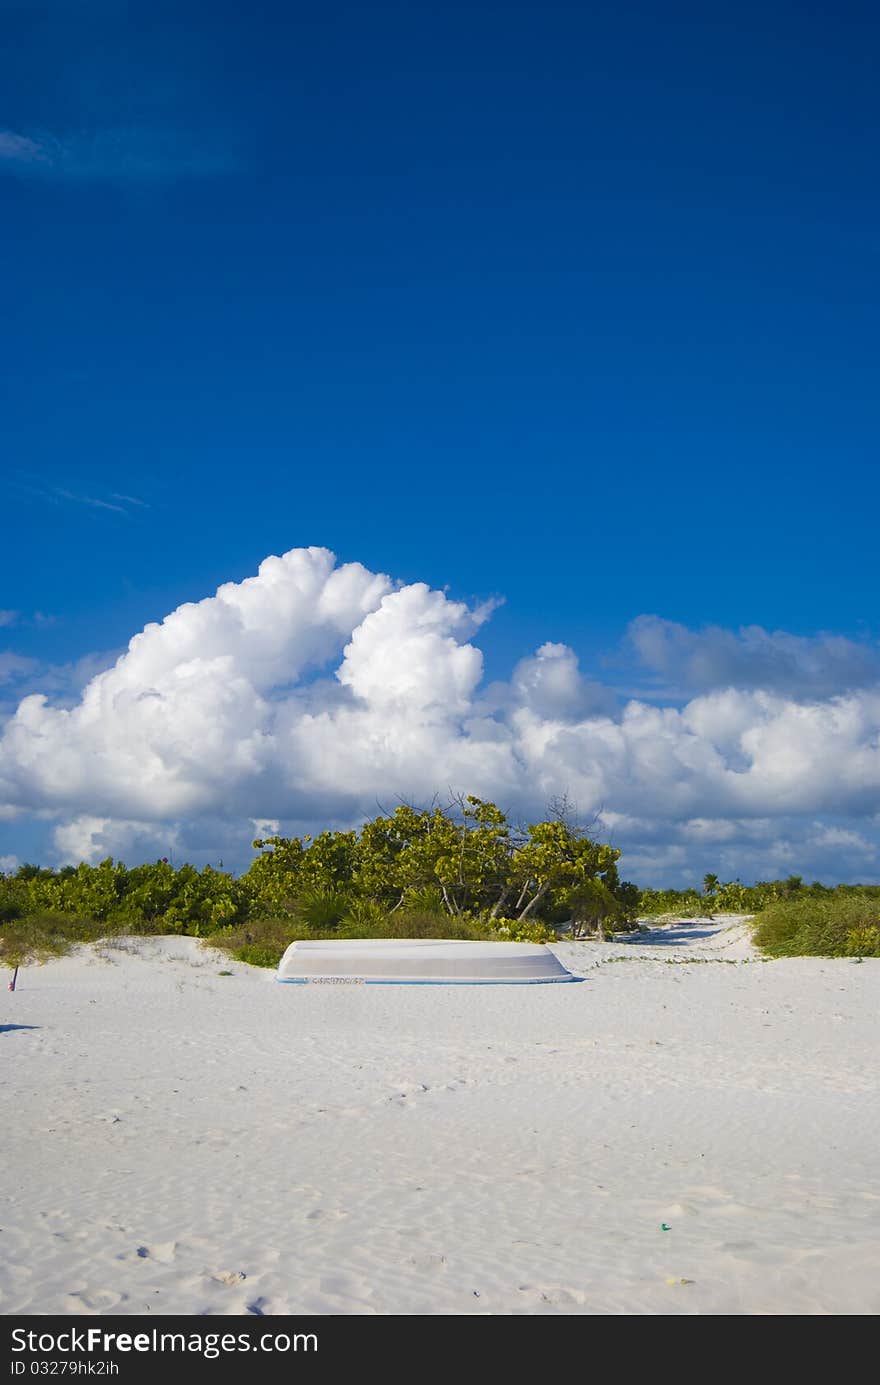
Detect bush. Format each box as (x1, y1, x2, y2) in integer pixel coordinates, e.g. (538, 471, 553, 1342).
(845, 925, 880, 958)
(400, 886, 446, 913)
(211, 902, 499, 964)
(490, 916, 557, 944)
(210, 916, 312, 969)
(229, 942, 287, 968)
(339, 898, 388, 931)
(294, 886, 351, 932)
(380, 909, 493, 940)
(753, 892, 880, 958)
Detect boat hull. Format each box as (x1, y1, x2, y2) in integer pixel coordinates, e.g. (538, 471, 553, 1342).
(276, 938, 581, 985)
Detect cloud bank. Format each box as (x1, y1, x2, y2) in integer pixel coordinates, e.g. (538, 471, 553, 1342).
(627, 614, 880, 699)
(1, 547, 878, 884)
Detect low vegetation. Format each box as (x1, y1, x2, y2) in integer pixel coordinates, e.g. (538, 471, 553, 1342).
(0, 911, 105, 968)
(752, 891, 880, 958)
(640, 875, 880, 958)
(2, 804, 878, 969)
(0, 797, 635, 969)
(638, 874, 815, 916)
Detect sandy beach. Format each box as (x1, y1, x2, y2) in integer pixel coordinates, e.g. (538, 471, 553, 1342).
(2, 919, 878, 1316)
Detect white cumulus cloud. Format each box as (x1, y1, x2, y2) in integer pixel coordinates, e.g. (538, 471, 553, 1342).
(1, 546, 880, 884)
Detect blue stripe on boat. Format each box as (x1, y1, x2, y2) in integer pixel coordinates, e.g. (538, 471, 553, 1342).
(276, 975, 583, 985)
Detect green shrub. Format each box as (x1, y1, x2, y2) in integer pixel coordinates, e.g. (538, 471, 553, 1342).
(210, 902, 497, 961)
(294, 886, 351, 932)
(490, 916, 557, 944)
(753, 892, 880, 958)
(209, 916, 312, 969)
(378, 909, 493, 940)
(339, 897, 388, 932)
(228, 942, 285, 968)
(0, 889, 26, 924)
(401, 886, 446, 913)
(845, 925, 880, 958)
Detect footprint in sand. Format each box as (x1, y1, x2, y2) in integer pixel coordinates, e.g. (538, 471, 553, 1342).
(517, 1285, 587, 1306)
(317, 1274, 375, 1306)
(63, 1288, 124, 1313)
(211, 1270, 247, 1286)
(134, 1241, 178, 1264)
(658, 1202, 700, 1221)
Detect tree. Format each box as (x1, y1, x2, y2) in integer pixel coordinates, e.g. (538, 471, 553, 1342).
(566, 877, 622, 938)
(436, 796, 513, 916)
(510, 816, 621, 923)
(244, 836, 307, 912)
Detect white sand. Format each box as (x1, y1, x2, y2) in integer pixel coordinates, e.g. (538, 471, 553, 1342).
(1, 919, 878, 1316)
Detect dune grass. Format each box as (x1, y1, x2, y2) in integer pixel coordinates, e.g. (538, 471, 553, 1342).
(0, 912, 108, 968)
(753, 892, 880, 958)
(210, 908, 501, 968)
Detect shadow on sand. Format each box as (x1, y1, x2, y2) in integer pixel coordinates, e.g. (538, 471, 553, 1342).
(623, 925, 722, 946)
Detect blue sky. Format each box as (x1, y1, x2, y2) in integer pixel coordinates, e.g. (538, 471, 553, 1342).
(1, 3, 879, 882)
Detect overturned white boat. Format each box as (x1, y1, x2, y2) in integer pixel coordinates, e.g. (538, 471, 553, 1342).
(276, 938, 580, 985)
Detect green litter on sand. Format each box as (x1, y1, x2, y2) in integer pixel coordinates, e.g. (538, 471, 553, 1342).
(660, 1223, 671, 1231)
